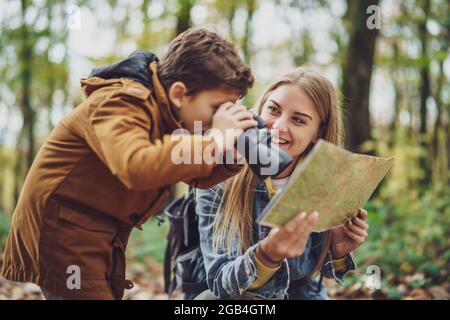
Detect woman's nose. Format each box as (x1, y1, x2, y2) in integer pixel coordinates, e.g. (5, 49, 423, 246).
(272, 117, 289, 132)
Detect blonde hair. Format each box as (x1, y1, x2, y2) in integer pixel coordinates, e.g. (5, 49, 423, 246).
(213, 68, 343, 272)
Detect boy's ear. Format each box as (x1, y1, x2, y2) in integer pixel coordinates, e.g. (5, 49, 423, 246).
(168, 82, 188, 109)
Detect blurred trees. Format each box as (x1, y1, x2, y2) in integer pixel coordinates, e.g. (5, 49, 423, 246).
(342, 0, 450, 291)
(0, 0, 449, 297)
(1, 0, 72, 204)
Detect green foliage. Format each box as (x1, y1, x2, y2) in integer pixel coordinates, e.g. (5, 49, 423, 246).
(0, 210, 11, 246)
(360, 186, 450, 277)
(345, 132, 450, 295)
(127, 217, 169, 263)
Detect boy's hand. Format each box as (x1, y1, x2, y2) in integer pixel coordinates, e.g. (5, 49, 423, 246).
(258, 210, 319, 267)
(208, 101, 257, 156)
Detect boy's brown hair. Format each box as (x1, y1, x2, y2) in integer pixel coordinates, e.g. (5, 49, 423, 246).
(158, 28, 254, 96)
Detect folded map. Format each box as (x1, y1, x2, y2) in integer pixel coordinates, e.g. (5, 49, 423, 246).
(258, 139, 394, 231)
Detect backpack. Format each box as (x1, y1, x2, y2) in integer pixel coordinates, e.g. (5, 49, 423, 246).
(163, 187, 208, 299)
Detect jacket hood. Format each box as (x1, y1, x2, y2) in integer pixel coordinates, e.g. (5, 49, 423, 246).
(88, 50, 159, 88)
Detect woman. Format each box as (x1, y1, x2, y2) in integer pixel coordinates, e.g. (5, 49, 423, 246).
(193, 68, 369, 300)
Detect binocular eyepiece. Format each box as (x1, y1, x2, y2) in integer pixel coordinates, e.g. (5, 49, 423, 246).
(236, 115, 293, 179)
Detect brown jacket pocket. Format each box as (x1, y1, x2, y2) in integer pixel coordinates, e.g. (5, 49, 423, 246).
(58, 202, 117, 233)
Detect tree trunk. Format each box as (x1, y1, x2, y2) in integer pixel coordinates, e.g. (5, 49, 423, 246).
(431, 60, 444, 159)
(418, 0, 431, 185)
(389, 41, 401, 148)
(20, 0, 35, 171)
(140, 0, 152, 48)
(341, 0, 380, 152)
(176, 0, 193, 35)
(242, 0, 256, 64)
(225, 1, 238, 43)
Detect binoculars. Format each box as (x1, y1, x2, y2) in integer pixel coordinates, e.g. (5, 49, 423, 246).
(236, 115, 293, 179)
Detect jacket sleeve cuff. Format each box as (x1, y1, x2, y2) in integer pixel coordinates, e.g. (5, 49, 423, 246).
(239, 244, 290, 300)
(248, 251, 282, 290)
(321, 251, 357, 285)
(332, 256, 348, 272)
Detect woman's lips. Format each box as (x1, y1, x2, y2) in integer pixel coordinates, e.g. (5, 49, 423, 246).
(272, 136, 290, 145)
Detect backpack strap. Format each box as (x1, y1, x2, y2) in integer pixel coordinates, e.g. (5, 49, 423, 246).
(290, 275, 314, 288)
(180, 281, 209, 295)
(163, 242, 173, 294)
(163, 186, 199, 297)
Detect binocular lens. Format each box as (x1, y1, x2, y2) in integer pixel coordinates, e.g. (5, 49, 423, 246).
(236, 115, 293, 178)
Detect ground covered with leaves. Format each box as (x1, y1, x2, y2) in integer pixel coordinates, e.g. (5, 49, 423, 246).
(0, 237, 448, 300)
(1, 259, 448, 300)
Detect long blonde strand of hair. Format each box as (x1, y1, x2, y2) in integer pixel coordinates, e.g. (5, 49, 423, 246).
(213, 165, 258, 255)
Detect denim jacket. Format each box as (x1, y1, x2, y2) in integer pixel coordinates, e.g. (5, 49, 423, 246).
(193, 181, 357, 300)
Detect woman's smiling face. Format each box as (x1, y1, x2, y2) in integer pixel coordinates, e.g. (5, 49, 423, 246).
(260, 84, 322, 160)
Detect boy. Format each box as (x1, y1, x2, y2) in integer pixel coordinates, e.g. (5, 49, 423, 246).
(1, 28, 256, 299)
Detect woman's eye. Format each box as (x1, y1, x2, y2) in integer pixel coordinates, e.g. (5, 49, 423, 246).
(293, 118, 306, 125)
(267, 105, 279, 114)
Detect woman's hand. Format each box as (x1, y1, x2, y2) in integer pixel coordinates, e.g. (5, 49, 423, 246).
(258, 210, 319, 267)
(330, 209, 369, 259)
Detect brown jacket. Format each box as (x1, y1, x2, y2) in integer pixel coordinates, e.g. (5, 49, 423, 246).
(1, 61, 241, 299)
